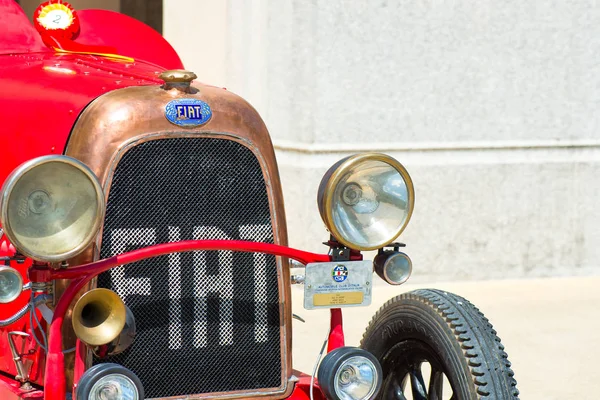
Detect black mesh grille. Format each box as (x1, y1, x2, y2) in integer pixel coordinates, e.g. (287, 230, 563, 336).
(96, 138, 282, 398)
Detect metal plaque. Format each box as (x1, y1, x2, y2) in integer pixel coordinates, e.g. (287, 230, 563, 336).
(304, 260, 373, 310)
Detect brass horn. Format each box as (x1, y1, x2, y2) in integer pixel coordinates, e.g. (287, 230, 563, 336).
(93, 306, 136, 358)
(72, 288, 127, 347)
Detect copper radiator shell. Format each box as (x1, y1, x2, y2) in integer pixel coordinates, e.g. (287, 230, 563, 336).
(57, 83, 292, 399)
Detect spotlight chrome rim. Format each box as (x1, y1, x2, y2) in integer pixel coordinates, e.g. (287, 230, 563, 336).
(0, 266, 23, 303)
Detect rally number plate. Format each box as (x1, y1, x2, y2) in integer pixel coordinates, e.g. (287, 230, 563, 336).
(303, 260, 373, 310)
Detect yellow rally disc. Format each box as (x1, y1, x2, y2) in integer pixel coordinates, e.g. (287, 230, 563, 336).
(37, 3, 74, 31)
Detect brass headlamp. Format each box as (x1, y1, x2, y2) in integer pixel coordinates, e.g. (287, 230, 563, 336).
(318, 153, 415, 251)
(0, 155, 105, 262)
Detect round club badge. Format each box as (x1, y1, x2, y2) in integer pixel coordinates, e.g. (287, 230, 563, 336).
(332, 265, 348, 283)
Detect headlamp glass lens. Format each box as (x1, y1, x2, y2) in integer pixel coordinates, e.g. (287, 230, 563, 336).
(90, 374, 139, 400)
(7, 162, 99, 254)
(385, 253, 412, 284)
(0, 267, 22, 303)
(1, 156, 105, 262)
(334, 356, 378, 400)
(331, 159, 411, 249)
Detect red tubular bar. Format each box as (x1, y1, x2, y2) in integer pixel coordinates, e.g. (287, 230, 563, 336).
(327, 308, 345, 352)
(73, 339, 86, 396)
(32, 240, 330, 282)
(36, 240, 333, 400)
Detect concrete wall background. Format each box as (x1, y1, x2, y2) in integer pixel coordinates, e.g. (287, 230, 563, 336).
(169, 1, 600, 281)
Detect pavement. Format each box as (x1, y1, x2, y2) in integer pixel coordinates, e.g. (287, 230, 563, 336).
(291, 276, 600, 400)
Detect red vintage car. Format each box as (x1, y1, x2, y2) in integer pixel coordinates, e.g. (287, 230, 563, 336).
(0, 1, 519, 399)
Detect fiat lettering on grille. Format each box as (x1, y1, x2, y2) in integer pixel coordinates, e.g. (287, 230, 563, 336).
(108, 224, 270, 349)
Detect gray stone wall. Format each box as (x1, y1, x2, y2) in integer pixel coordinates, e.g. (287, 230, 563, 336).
(165, 0, 600, 281)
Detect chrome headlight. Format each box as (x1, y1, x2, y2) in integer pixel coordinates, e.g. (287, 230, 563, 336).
(318, 347, 383, 400)
(0, 156, 105, 262)
(0, 266, 23, 303)
(77, 363, 144, 400)
(374, 250, 412, 285)
(318, 153, 415, 250)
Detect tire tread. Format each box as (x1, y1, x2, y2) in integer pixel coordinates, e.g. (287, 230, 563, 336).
(360, 289, 520, 400)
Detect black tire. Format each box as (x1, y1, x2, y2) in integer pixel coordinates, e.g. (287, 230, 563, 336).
(360, 289, 519, 400)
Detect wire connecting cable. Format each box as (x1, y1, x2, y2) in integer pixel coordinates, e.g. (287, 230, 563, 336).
(29, 291, 48, 352)
(310, 328, 330, 400)
(28, 292, 76, 354)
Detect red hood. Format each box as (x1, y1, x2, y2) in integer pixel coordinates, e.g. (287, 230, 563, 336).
(0, 0, 186, 185)
(0, 52, 166, 185)
(0, 0, 184, 68)
(0, 0, 48, 54)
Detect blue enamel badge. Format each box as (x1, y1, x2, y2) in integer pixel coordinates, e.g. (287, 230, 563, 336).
(165, 98, 212, 127)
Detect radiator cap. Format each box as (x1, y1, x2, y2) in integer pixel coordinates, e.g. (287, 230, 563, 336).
(160, 69, 197, 91)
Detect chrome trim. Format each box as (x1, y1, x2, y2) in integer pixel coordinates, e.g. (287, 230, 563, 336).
(8, 331, 31, 383)
(0, 266, 23, 303)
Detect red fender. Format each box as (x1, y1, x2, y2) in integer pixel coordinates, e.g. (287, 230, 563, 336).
(75, 9, 184, 69)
